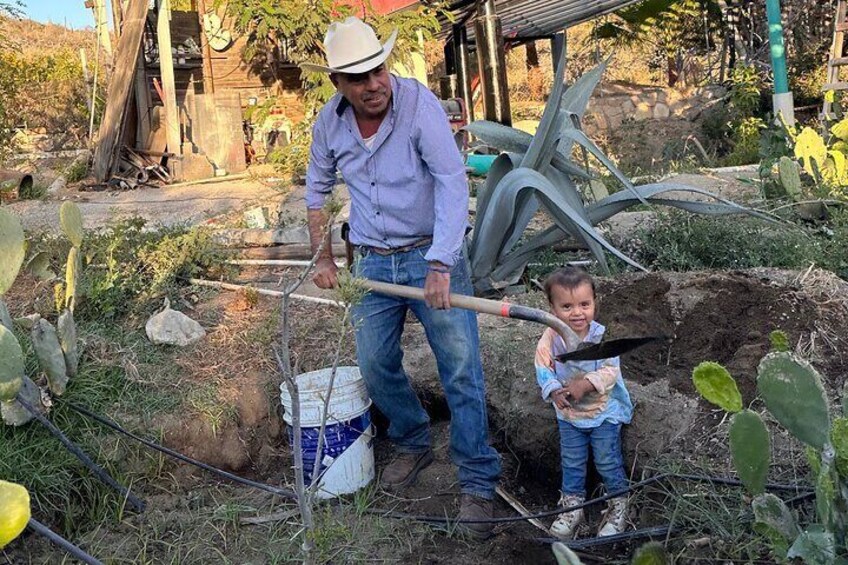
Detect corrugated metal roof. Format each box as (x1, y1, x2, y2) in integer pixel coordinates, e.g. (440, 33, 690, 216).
(443, 0, 644, 42)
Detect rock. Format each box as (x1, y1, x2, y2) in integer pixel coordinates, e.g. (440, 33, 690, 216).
(653, 103, 670, 119)
(46, 177, 66, 196)
(145, 299, 206, 346)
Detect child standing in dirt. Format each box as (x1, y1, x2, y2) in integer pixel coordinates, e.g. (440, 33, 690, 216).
(535, 267, 633, 539)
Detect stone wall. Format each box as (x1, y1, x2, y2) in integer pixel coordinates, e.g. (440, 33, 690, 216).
(584, 81, 726, 133)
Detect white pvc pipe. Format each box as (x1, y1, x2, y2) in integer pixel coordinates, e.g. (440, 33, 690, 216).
(188, 278, 344, 308)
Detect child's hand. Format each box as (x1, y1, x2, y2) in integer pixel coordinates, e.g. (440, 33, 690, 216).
(550, 388, 571, 410)
(562, 379, 595, 403)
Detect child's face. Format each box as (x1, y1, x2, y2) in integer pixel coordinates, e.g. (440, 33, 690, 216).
(549, 282, 596, 338)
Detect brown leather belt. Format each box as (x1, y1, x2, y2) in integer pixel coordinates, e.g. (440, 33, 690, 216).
(357, 237, 432, 256)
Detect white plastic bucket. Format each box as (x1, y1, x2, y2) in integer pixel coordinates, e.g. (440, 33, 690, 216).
(279, 366, 374, 499)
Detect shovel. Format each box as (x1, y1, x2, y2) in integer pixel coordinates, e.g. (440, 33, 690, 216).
(361, 280, 662, 362)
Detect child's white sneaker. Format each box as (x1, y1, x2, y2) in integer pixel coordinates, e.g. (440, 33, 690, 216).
(549, 494, 584, 539)
(597, 496, 628, 536)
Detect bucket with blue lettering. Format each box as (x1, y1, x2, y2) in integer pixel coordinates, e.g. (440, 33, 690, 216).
(280, 366, 374, 499)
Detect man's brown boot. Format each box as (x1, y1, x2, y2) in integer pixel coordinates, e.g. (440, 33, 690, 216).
(379, 449, 434, 488)
(456, 494, 494, 540)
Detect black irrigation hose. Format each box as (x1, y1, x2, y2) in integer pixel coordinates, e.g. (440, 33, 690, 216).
(66, 401, 815, 526)
(66, 402, 297, 500)
(364, 474, 815, 525)
(536, 524, 676, 549)
(27, 518, 104, 565)
(17, 396, 145, 512)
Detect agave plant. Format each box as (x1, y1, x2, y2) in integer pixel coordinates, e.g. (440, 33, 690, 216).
(464, 52, 775, 293)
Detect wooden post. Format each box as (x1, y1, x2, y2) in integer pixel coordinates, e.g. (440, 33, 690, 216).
(134, 46, 151, 148)
(196, 0, 216, 93)
(92, 0, 113, 60)
(157, 0, 183, 180)
(111, 0, 124, 37)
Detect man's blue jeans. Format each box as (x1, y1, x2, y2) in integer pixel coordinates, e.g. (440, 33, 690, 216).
(352, 244, 501, 500)
(558, 420, 628, 497)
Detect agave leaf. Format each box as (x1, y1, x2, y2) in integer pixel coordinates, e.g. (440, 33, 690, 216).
(488, 226, 569, 287)
(0, 208, 26, 297)
(540, 166, 609, 273)
(521, 43, 566, 172)
(588, 183, 779, 224)
(463, 122, 589, 179)
(558, 58, 609, 156)
(470, 153, 523, 265)
(560, 128, 648, 205)
(470, 167, 644, 287)
(552, 542, 584, 565)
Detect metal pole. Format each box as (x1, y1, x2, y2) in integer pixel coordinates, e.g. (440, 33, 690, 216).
(452, 23, 474, 123)
(765, 0, 795, 125)
(474, 0, 511, 125)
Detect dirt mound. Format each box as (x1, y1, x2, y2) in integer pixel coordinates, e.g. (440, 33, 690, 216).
(403, 269, 847, 482)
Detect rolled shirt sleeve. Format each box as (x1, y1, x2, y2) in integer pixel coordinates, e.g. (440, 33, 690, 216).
(585, 357, 621, 394)
(535, 328, 562, 400)
(305, 113, 337, 210)
(414, 91, 468, 268)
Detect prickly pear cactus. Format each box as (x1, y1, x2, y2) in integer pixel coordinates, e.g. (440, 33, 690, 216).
(59, 201, 84, 249)
(692, 361, 742, 412)
(794, 127, 828, 179)
(0, 480, 30, 549)
(0, 208, 25, 297)
(31, 317, 68, 396)
(757, 352, 831, 450)
(0, 299, 12, 332)
(630, 542, 668, 565)
(752, 493, 800, 559)
(64, 247, 80, 312)
(1, 375, 40, 426)
(778, 156, 803, 200)
(0, 325, 23, 402)
(57, 310, 78, 378)
(730, 410, 770, 495)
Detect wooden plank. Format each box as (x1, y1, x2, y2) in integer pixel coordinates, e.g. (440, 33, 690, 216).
(92, 0, 148, 182)
(158, 0, 183, 181)
(133, 41, 152, 148)
(831, 57, 848, 67)
(197, 0, 216, 93)
(823, 82, 848, 91)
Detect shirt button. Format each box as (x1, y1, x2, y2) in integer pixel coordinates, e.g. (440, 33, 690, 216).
(370, 182, 375, 186)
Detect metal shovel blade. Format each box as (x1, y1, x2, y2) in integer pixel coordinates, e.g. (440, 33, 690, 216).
(555, 336, 664, 362)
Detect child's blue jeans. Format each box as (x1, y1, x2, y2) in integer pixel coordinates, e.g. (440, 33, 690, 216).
(558, 420, 628, 497)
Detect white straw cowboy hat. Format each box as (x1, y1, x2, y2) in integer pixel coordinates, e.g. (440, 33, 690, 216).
(300, 16, 397, 74)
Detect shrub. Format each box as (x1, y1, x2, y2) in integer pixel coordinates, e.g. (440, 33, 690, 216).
(617, 211, 838, 273)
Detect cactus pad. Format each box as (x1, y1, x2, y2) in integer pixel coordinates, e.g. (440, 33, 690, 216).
(57, 310, 78, 378)
(630, 542, 668, 565)
(777, 157, 803, 200)
(59, 201, 84, 248)
(64, 247, 80, 312)
(757, 352, 830, 449)
(0, 480, 30, 549)
(730, 410, 770, 495)
(692, 361, 743, 412)
(1, 376, 40, 426)
(0, 208, 25, 297)
(0, 299, 12, 332)
(752, 493, 800, 542)
(0, 325, 24, 402)
(552, 543, 584, 565)
(31, 318, 68, 396)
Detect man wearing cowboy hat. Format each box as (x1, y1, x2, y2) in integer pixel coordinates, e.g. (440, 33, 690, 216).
(304, 16, 501, 539)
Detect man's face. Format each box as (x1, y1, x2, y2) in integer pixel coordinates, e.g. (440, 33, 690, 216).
(332, 65, 392, 120)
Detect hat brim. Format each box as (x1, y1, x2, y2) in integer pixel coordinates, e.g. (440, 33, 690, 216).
(300, 29, 397, 74)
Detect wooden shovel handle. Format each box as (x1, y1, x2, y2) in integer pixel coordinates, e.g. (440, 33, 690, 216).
(362, 280, 579, 347)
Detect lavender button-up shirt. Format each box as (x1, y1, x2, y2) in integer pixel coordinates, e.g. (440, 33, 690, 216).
(305, 75, 469, 267)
